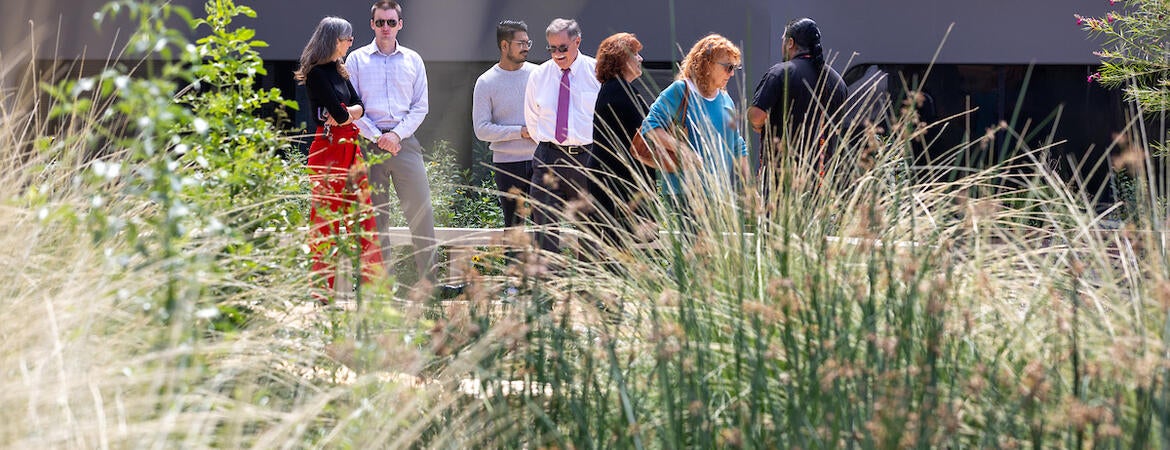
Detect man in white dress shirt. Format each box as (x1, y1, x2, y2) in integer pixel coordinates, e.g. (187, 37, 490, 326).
(524, 18, 601, 255)
(346, 0, 439, 285)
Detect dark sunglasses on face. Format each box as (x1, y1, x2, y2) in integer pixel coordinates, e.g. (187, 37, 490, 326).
(716, 62, 742, 74)
(339, 36, 354, 42)
(546, 43, 571, 53)
(373, 18, 399, 28)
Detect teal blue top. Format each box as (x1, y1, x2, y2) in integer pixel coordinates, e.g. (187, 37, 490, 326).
(642, 80, 748, 195)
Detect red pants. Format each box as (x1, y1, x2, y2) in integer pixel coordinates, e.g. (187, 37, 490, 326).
(307, 124, 384, 298)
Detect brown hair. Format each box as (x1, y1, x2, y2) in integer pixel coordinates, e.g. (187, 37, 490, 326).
(595, 33, 642, 83)
(678, 34, 741, 96)
(293, 17, 353, 83)
(371, 1, 402, 19)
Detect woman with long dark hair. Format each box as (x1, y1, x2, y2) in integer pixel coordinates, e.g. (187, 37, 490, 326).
(589, 32, 656, 246)
(295, 16, 383, 302)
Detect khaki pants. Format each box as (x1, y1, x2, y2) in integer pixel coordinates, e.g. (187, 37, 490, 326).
(367, 136, 438, 282)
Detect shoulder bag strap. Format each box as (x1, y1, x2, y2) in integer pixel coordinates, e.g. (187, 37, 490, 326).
(674, 83, 690, 131)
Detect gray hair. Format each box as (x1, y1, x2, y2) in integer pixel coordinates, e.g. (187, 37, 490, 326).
(546, 18, 581, 39)
(294, 17, 354, 82)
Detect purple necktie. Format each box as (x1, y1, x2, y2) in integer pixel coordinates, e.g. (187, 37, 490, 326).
(555, 68, 570, 143)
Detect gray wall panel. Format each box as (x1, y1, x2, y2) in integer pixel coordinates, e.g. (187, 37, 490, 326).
(5, 0, 1116, 66)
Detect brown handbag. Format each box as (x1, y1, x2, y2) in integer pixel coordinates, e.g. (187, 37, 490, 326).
(630, 85, 690, 173)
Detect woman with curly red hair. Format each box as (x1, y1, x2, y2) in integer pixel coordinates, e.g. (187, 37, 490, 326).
(641, 34, 748, 232)
(589, 32, 656, 247)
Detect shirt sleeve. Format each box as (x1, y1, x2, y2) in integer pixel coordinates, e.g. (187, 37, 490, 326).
(722, 94, 748, 158)
(346, 78, 362, 109)
(391, 53, 429, 140)
(751, 67, 784, 112)
(472, 76, 523, 142)
(642, 81, 684, 133)
(523, 69, 546, 143)
(306, 67, 350, 123)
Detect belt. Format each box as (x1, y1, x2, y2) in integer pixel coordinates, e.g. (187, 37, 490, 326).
(546, 142, 588, 155)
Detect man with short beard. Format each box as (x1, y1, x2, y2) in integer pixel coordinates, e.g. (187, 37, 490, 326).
(472, 20, 538, 232)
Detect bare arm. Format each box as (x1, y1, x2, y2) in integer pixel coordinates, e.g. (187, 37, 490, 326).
(747, 106, 768, 134)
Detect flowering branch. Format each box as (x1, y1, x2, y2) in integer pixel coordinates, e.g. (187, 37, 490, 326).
(1078, 0, 1170, 113)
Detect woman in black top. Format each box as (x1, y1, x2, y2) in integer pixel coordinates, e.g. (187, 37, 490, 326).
(295, 17, 383, 302)
(590, 33, 657, 247)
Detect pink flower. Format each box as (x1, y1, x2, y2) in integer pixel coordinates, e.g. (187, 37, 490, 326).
(1087, 72, 1102, 83)
(1075, 14, 1085, 25)
(1109, 0, 1117, 4)
(1107, 12, 1115, 22)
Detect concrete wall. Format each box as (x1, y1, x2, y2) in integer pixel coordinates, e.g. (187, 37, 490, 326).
(3, 0, 1121, 170)
(5, 0, 1114, 67)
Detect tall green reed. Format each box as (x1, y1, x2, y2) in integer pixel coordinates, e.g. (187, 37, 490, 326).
(405, 48, 1170, 449)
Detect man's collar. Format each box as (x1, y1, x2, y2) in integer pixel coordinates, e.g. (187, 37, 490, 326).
(369, 39, 402, 56)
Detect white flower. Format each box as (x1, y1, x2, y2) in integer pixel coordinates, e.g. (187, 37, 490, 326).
(206, 217, 224, 233)
(72, 78, 95, 97)
(92, 160, 107, 177)
(193, 118, 209, 134)
(170, 202, 189, 218)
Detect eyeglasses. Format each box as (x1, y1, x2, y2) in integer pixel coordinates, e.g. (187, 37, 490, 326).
(716, 62, 742, 74)
(546, 43, 572, 54)
(339, 36, 354, 42)
(373, 18, 399, 28)
(511, 40, 533, 48)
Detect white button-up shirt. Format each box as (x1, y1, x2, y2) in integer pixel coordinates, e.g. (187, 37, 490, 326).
(524, 53, 600, 146)
(346, 40, 429, 142)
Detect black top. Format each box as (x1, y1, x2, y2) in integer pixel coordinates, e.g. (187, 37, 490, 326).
(590, 77, 657, 228)
(305, 61, 362, 127)
(751, 54, 848, 149)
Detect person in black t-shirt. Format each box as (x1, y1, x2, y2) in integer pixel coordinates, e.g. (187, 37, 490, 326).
(748, 18, 848, 190)
(294, 16, 384, 303)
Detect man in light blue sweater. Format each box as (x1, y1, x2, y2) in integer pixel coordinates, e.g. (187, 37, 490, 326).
(472, 20, 538, 229)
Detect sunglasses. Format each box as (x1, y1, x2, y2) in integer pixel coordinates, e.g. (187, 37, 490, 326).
(339, 36, 354, 42)
(716, 61, 742, 74)
(546, 43, 572, 53)
(373, 18, 399, 28)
